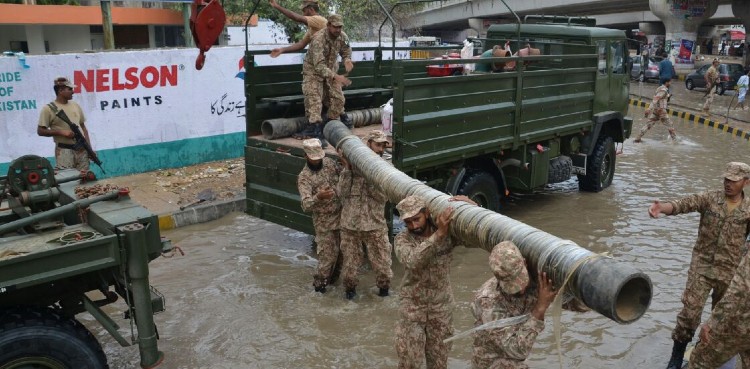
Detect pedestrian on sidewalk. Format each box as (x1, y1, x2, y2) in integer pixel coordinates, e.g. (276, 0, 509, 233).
(648, 162, 750, 369)
(734, 69, 750, 111)
(659, 52, 674, 86)
(635, 79, 676, 142)
(702, 59, 720, 117)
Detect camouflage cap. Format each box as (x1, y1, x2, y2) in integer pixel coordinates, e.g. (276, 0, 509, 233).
(300, 0, 318, 10)
(365, 129, 388, 143)
(489, 241, 529, 295)
(54, 76, 76, 89)
(396, 195, 426, 220)
(723, 161, 750, 181)
(302, 138, 325, 160)
(327, 14, 344, 27)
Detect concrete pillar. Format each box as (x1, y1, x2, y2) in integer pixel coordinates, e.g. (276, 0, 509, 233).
(639, 22, 665, 48)
(468, 18, 484, 38)
(148, 25, 156, 48)
(649, 0, 718, 73)
(733, 0, 750, 68)
(24, 25, 45, 55)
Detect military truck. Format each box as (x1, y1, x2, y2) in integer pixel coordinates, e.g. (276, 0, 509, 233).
(244, 19, 632, 235)
(0, 155, 167, 368)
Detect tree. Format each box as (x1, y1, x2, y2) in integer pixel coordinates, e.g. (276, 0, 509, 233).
(221, 0, 425, 42)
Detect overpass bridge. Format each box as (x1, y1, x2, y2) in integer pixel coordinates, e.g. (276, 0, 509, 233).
(408, 0, 745, 54)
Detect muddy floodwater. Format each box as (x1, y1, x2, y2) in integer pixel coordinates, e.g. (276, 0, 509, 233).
(92, 108, 750, 368)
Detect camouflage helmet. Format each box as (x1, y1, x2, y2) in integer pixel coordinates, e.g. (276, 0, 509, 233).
(396, 195, 426, 220)
(723, 162, 750, 181)
(365, 129, 388, 143)
(302, 138, 325, 160)
(489, 241, 529, 294)
(327, 13, 344, 27)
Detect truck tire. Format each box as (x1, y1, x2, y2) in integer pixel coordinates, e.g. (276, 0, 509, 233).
(548, 156, 573, 184)
(577, 136, 616, 192)
(458, 172, 500, 211)
(0, 307, 109, 369)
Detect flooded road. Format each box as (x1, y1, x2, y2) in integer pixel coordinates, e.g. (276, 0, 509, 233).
(96, 108, 750, 368)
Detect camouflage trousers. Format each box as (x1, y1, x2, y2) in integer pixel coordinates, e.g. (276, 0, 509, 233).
(54, 147, 89, 171)
(687, 334, 750, 369)
(302, 76, 345, 124)
(637, 114, 676, 140)
(672, 272, 728, 343)
(395, 303, 453, 369)
(340, 228, 392, 291)
(702, 87, 716, 112)
(313, 230, 340, 289)
(480, 358, 530, 369)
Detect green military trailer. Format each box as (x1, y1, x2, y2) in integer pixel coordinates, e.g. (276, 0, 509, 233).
(0, 155, 166, 368)
(244, 21, 633, 235)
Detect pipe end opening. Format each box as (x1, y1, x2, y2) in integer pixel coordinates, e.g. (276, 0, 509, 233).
(261, 121, 274, 139)
(614, 275, 652, 324)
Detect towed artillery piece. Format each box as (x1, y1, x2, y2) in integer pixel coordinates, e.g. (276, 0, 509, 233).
(0, 155, 168, 368)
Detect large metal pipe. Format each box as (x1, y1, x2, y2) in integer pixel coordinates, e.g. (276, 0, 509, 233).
(0, 190, 120, 236)
(324, 121, 652, 324)
(261, 108, 382, 139)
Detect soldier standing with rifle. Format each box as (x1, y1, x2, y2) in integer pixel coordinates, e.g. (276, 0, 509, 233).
(37, 77, 98, 172)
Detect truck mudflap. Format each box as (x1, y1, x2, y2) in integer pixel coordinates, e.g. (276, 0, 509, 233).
(572, 154, 587, 176)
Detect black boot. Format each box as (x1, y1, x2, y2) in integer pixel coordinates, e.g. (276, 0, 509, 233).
(292, 123, 318, 139)
(378, 287, 389, 297)
(345, 289, 356, 300)
(315, 124, 328, 148)
(666, 340, 689, 369)
(341, 112, 353, 129)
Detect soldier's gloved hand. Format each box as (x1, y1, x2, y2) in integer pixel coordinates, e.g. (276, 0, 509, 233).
(344, 59, 354, 73)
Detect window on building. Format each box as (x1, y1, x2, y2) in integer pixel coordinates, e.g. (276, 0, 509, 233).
(9, 41, 29, 53)
(154, 25, 186, 47)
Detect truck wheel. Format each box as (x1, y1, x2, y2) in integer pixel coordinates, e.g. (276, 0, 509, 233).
(547, 156, 573, 184)
(458, 172, 500, 211)
(577, 136, 616, 192)
(0, 307, 109, 369)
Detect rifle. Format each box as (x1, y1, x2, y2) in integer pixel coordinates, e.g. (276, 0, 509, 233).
(46, 103, 105, 173)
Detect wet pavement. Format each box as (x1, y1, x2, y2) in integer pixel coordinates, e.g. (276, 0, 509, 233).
(89, 104, 750, 369)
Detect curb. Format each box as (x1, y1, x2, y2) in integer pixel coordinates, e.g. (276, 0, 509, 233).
(628, 98, 750, 141)
(157, 196, 246, 231)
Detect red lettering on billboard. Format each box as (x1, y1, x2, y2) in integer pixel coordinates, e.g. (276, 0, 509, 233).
(73, 65, 179, 92)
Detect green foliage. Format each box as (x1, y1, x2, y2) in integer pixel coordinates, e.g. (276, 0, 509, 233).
(222, 0, 425, 42)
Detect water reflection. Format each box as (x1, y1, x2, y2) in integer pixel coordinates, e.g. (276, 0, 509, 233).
(97, 107, 750, 368)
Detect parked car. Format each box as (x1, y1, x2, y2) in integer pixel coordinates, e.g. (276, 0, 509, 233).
(630, 56, 661, 82)
(685, 62, 745, 95)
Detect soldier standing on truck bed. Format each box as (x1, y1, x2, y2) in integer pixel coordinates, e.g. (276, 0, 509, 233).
(394, 194, 476, 369)
(634, 78, 677, 143)
(36, 77, 95, 171)
(297, 138, 341, 293)
(295, 14, 353, 148)
(337, 130, 391, 300)
(648, 162, 750, 369)
(269, 0, 326, 58)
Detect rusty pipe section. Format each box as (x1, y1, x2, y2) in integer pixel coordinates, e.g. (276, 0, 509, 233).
(324, 120, 652, 324)
(261, 108, 382, 139)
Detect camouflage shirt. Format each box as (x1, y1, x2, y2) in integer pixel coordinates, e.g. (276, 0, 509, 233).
(651, 84, 670, 112)
(394, 227, 456, 317)
(706, 249, 750, 337)
(668, 190, 750, 283)
(302, 29, 352, 80)
(297, 157, 341, 231)
(471, 278, 545, 369)
(337, 166, 387, 232)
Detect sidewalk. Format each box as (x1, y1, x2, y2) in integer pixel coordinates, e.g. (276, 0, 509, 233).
(104, 158, 246, 231)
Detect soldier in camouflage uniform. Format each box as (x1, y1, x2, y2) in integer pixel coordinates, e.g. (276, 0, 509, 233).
(297, 14, 354, 146)
(688, 237, 750, 369)
(471, 241, 568, 369)
(634, 79, 676, 142)
(394, 194, 476, 369)
(701, 59, 720, 117)
(648, 162, 750, 369)
(297, 138, 341, 293)
(337, 130, 391, 300)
